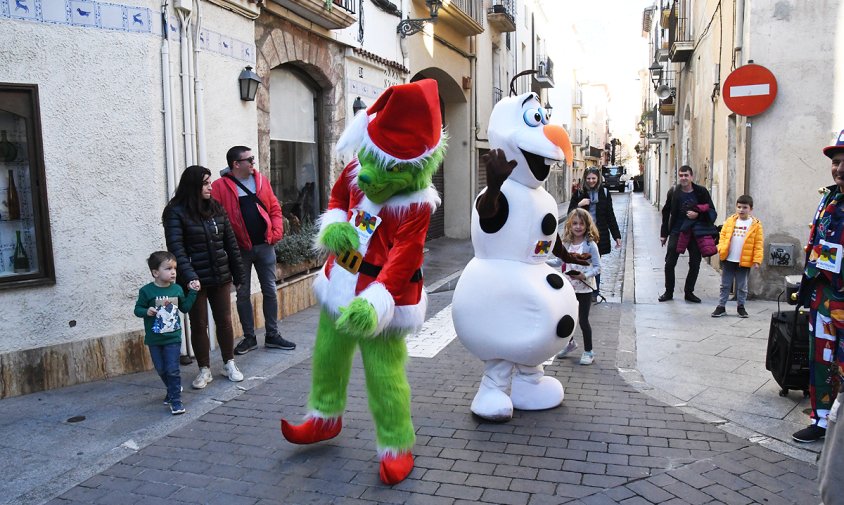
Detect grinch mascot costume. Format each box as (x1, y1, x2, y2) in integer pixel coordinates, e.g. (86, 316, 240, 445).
(281, 79, 445, 485)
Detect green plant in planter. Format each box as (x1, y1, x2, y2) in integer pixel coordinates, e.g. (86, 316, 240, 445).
(275, 220, 323, 266)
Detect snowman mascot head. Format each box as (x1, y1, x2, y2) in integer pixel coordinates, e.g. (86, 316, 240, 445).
(488, 92, 573, 189)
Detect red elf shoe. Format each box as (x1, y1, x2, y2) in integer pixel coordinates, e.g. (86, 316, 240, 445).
(379, 451, 414, 485)
(280, 416, 342, 444)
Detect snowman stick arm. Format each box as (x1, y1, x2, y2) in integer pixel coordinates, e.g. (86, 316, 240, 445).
(553, 235, 591, 266)
(477, 149, 517, 219)
(476, 190, 504, 219)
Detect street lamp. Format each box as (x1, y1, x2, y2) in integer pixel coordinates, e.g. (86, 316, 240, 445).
(352, 97, 367, 115)
(649, 59, 663, 89)
(544, 101, 553, 118)
(238, 66, 261, 101)
(397, 0, 443, 38)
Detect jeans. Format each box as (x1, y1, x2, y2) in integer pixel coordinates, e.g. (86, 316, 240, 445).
(148, 342, 182, 402)
(718, 260, 749, 306)
(236, 243, 279, 337)
(664, 233, 701, 295)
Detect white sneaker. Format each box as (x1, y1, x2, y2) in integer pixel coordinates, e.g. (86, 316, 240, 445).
(579, 351, 594, 366)
(223, 360, 244, 382)
(192, 367, 213, 389)
(556, 338, 578, 359)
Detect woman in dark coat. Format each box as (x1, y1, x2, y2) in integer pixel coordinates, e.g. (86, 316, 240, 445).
(163, 165, 245, 390)
(567, 167, 622, 300)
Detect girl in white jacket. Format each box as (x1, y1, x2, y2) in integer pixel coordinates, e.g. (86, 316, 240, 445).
(558, 208, 602, 365)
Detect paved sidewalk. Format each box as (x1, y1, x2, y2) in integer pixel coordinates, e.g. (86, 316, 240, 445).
(0, 193, 824, 505)
(625, 193, 818, 462)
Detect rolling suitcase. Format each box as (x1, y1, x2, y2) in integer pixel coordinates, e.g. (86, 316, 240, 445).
(765, 306, 810, 397)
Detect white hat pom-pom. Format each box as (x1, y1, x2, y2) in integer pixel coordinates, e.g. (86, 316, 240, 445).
(336, 109, 369, 161)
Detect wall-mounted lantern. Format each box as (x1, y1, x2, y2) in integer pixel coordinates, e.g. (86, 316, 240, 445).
(352, 96, 367, 115)
(649, 59, 663, 89)
(238, 66, 261, 101)
(397, 0, 443, 38)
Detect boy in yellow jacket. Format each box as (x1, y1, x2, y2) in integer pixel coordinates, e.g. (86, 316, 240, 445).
(712, 195, 764, 318)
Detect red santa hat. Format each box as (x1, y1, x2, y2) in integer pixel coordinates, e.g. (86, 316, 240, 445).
(337, 79, 445, 166)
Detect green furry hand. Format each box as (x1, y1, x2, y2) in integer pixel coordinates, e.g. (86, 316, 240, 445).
(319, 222, 359, 255)
(336, 298, 379, 339)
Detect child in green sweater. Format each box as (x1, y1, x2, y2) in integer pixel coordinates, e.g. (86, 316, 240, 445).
(134, 251, 199, 415)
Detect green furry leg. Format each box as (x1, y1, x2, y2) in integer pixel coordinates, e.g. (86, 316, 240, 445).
(359, 333, 415, 450)
(308, 310, 357, 416)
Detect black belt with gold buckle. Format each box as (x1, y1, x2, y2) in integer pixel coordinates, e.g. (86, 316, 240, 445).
(336, 250, 422, 282)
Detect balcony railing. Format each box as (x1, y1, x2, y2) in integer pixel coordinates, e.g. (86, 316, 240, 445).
(571, 129, 583, 146)
(439, 0, 484, 35)
(487, 0, 515, 32)
(533, 55, 554, 88)
(572, 88, 582, 108)
(270, 0, 356, 29)
(668, 0, 693, 62)
(332, 0, 355, 13)
(492, 86, 503, 105)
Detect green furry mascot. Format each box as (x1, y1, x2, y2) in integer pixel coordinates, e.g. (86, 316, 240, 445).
(281, 79, 446, 485)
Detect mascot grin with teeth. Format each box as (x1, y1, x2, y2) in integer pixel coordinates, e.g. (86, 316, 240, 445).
(453, 78, 584, 422)
(281, 79, 445, 485)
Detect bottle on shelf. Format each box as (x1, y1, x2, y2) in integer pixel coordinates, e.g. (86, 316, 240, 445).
(0, 130, 17, 162)
(7, 169, 20, 221)
(13, 230, 29, 273)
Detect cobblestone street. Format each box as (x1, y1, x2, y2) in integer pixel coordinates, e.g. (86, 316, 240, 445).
(35, 192, 821, 505)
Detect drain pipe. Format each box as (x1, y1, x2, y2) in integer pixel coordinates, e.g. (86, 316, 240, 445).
(176, 7, 195, 166)
(192, 0, 207, 166)
(160, 1, 176, 197)
(709, 63, 720, 195)
(469, 34, 477, 200)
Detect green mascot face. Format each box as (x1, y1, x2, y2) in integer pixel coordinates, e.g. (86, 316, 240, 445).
(356, 147, 445, 204)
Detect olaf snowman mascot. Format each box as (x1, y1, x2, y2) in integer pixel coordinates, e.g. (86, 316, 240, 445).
(452, 84, 585, 422)
(281, 79, 445, 485)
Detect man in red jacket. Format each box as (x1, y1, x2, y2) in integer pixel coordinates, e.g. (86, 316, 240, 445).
(211, 146, 295, 353)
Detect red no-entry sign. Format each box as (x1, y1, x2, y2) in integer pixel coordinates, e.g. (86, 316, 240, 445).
(722, 63, 778, 116)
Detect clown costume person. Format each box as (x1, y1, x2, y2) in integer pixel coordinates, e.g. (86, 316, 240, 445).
(281, 79, 445, 485)
(452, 81, 583, 422)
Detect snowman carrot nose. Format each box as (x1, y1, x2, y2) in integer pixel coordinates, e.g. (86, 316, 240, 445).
(543, 125, 573, 164)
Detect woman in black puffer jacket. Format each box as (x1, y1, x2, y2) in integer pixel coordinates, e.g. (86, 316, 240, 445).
(567, 167, 622, 300)
(163, 165, 245, 390)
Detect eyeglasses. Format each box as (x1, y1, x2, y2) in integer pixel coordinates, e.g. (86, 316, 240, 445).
(236, 156, 255, 165)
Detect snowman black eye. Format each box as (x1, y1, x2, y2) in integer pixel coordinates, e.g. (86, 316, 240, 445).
(537, 107, 550, 124)
(523, 108, 543, 127)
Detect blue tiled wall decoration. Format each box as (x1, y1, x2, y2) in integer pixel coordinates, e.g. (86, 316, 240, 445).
(0, 0, 256, 64)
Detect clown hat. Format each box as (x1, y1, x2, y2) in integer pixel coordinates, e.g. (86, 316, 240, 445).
(823, 129, 844, 159)
(337, 79, 445, 165)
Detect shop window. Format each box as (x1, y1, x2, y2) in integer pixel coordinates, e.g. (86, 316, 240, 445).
(269, 67, 321, 229)
(0, 84, 54, 288)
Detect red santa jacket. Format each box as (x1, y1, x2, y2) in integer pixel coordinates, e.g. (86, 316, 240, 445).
(313, 160, 440, 334)
(210, 167, 284, 250)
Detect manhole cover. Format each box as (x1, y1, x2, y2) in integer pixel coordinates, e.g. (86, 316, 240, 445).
(66, 416, 86, 423)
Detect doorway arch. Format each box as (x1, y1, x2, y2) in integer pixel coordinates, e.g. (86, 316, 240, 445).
(410, 68, 467, 240)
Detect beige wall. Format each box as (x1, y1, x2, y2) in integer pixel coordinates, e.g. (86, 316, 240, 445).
(659, 0, 844, 298)
(0, 0, 256, 383)
(405, 7, 475, 239)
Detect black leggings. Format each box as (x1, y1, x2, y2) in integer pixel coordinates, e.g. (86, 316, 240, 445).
(575, 292, 593, 352)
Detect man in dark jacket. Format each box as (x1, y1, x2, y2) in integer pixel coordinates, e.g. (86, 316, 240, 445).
(659, 165, 716, 303)
(211, 146, 295, 353)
